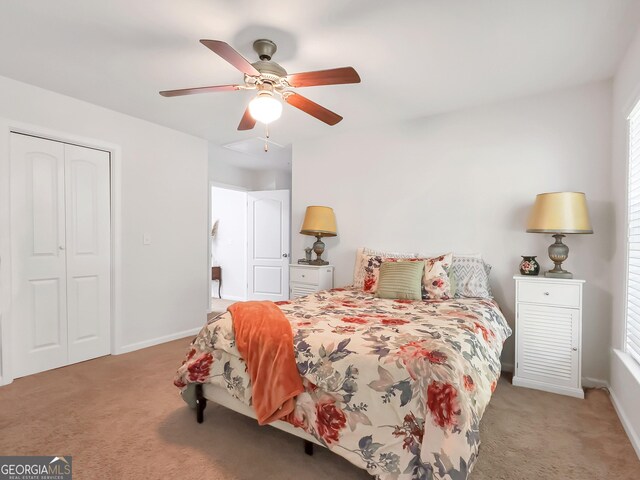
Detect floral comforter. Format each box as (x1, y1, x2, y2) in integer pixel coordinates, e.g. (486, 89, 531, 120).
(174, 287, 511, 480)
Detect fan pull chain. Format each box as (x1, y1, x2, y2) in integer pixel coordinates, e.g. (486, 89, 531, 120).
(264, 124, 269, 152)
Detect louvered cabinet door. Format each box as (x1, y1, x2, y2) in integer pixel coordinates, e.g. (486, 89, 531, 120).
(516, 304, 579, 385)
(513, 276, 584, 399)
(290, 284, 319, 299)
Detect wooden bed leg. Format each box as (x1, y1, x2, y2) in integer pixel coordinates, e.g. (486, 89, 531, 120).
(195, 383, 207, 424)
(304, 440, 314, 456)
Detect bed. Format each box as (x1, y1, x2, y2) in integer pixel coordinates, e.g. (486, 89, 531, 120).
(174, 283, 511, 480)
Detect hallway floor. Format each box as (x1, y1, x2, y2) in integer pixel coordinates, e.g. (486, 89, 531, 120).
(210, 297, 236, 313)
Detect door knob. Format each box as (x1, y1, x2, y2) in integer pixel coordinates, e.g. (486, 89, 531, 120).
(282, 253, 288, 258)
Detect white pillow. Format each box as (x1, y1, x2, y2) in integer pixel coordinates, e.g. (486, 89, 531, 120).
(418, 252, 482, 260)
(363, 247, 419, 258)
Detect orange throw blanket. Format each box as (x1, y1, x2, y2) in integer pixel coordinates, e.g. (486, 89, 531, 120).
(228, 301, 304, 425)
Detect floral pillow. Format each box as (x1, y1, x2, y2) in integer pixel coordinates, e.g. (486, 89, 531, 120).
(353, 251, 378, 291)
(354, 248, 418, 290)
(354, 250, 452, 297)
(422, 253, 453, 300)
(357, 255, 397, 292)
(354, 253, 423, 293)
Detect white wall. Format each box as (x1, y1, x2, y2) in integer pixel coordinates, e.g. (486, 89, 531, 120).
(610, 24, 640, 457)
(209, 143, 259, 190)
(293, 80, 612, 382)
(208, 142, 292, 191)
(211, 187, 247, 301)
(254, 169, 293, 191)
(0, 75, 208, 383)
(209, 143, 258, 190)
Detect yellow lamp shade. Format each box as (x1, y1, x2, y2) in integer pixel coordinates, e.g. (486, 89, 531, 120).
(526, 192, 593, 234)
(300, 206, 337, 237)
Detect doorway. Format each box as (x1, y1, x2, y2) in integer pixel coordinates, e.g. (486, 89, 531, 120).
(209, 185, 290, 309)
(210, 186, 247, 305)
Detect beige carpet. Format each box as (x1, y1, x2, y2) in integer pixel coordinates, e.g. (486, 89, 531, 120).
(0, 337, 638, 479)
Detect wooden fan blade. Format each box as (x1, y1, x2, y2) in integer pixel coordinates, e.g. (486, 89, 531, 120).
(159, 85, 240, 97)
(286, 67, 361, 88)
(238, 107, 257, 131)
(284, 93, 343, 126)
(200, 40, 260, 76)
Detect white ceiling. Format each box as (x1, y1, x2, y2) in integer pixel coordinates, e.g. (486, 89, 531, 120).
(222, 137, 292, 171)
(0, 0, 639, 153)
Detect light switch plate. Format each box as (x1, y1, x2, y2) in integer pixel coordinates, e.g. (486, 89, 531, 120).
(143, 233, 152, 245)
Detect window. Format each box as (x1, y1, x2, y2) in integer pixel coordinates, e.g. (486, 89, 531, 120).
(626, 102, 640, 364)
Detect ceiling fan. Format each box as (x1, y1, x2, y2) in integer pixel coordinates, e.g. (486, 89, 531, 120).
(159, 39, 361, 131)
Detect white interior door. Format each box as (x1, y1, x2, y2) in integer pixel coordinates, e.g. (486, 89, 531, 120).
(10, 133, 111, 378)
(11, 134, 68, 377)
(65, 144, 111, 364)
(247, 190, 290, 301)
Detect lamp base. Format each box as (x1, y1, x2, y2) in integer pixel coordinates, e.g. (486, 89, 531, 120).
(545, 234, 573, 279)
(311, 236, 327, 265)
(309, 259, 329, 266)
(545, 270, 573, 279)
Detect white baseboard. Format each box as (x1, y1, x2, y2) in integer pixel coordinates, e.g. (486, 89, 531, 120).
(512, 375, 585, 399)
(582, 377, 609, 389)
(609, 386, 640, 459)
(501, 361, 607, 390)
(116, 327, 200, 355)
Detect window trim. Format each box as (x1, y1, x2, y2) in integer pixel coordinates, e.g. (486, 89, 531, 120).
(625, 100, 640, 365)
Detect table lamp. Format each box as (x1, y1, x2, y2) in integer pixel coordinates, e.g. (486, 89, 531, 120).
(526, 192, 593, 278)
(300, 206, 337, 265)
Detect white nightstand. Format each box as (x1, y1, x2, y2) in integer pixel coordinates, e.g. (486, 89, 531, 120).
(289, 264, 334, 299)
(512, 275, 585, 399)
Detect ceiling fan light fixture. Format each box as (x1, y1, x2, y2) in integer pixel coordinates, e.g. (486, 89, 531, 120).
(248, 91, 283, 124)
(160, 39, 360, 130)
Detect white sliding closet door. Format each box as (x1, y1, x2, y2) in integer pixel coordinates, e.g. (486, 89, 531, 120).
(10, 134, 111, 378)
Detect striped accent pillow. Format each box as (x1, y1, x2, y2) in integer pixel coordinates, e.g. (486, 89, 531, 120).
(375, 261, 424, 300)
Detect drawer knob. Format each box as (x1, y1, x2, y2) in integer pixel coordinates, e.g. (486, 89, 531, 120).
(543, 291, 550, 296)
(572, 347, 577, 351)
(302, 274, 305, 278)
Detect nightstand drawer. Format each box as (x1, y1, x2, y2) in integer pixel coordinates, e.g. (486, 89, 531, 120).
(518, 281, 580, 307)
(290, 267, 320, 285)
